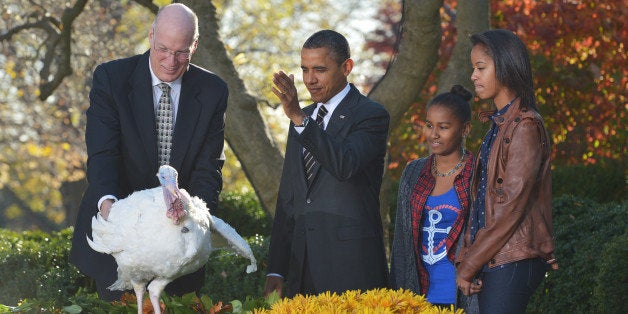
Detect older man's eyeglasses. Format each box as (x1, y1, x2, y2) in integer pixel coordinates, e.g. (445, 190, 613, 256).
(154, 45, 192, 61)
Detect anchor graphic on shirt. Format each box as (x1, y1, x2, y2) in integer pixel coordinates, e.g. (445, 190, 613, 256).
(422, 209, 451, 265)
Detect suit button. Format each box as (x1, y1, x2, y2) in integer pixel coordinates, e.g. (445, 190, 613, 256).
(497, 178, 503, 184)
(490, 259, 496, 264)
(306, 198, 312, 204)
(504, 138, 510, 143)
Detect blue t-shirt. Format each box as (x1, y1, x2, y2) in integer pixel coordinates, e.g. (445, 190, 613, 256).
(422, 187, 461, 304)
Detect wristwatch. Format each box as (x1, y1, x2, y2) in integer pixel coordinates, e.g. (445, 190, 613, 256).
(296, 115, 310, 127)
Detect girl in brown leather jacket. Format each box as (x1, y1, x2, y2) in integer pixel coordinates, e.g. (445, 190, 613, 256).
(455, 29, 558, 314)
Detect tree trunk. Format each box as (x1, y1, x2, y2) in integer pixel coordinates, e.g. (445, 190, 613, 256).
(369, 0, 444, 258)
(0, 188, 58, 232)
(61, 177, 87, 227)
(369, 0, 444, 128)
(184, 1, 284, 215)
(436, 0, 490, 94)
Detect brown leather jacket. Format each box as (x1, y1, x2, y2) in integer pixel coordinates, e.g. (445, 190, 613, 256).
(456, 100, 558, 282)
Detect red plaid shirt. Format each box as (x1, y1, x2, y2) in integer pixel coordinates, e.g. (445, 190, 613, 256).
(410, 153, 473, 295)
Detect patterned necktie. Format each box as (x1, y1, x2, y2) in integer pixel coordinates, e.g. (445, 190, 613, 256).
(303, 105, 329, 184)
(156, 83, 173, 166)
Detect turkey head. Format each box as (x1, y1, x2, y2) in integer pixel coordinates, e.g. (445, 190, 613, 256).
(157, 165, 188, 224)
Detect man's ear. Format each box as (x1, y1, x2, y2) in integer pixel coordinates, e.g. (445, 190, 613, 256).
(148, 27, 154, 45)
(343, 58, 354, 77)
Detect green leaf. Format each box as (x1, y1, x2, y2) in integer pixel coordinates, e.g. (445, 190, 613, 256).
(10, 300, 35, 312)
(230, 299, 243, 313)
(265, 290, 280, 306)
(201, 295, 214, 310)
(63, 304, 83, 314)
(180, 291, 197, 305)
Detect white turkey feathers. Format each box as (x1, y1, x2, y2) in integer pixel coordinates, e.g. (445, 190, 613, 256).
(86, 165, 256, 314)
(208, 214, 257, 274)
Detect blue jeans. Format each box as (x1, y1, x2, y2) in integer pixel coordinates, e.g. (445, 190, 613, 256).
(478, 258, 547, 314)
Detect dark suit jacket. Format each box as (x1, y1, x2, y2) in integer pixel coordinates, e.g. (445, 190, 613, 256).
(267, 84, 390, 296)
(69, 51, 227, 285)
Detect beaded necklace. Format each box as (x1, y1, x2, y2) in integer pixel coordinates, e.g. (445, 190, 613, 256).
(432, 149, 466, 177)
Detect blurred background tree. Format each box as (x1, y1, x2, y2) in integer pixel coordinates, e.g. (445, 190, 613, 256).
(0, 0, 155, 230)
(0, 0, 387, 229)
(0, 0, 625, 232)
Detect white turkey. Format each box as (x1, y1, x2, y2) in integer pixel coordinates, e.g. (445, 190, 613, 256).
(87, 165, 257, 314)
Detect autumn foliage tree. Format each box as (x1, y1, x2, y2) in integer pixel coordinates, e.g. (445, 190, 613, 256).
(491, 0, 626, 164)
(367, 1, 487, 178)
(367, 0, 626, 182)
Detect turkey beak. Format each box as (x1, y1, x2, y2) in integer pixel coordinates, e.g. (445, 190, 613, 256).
(166, 184, 177, 196)
(164, 178, 178, 197)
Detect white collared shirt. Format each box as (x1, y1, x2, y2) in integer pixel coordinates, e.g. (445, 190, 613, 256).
(294, 83, 350, 133)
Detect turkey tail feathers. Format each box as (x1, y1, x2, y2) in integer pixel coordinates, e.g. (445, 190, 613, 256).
(208, 215, 258, 273)
(108, 278, 131, 291)
(86, 236, 111, 254)
(87, 214, 114, 254)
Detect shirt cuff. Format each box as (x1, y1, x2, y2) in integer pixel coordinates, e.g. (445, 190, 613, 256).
(97, 195, 118, 211)
(266, 273, 284, 278)
(293, 115, 311, 134)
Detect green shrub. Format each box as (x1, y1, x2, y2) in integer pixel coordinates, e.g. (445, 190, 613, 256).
(207, 191, 272, 302)
(0, 228, 269, 311)
(552, 158, 625, 202)
(2, 192, 626, 313)
(0, 190, 272, 310)
(0, 228, 86, 306)
(203, 235, 269, 303)
(592, 233, 628, 313)
(217, 191, 272, 237)
(528, 195, 627, 313)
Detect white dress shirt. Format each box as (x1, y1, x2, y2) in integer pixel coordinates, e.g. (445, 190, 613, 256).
(294, 83, 350, 133)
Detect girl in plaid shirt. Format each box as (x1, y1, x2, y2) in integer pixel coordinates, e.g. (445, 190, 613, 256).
(390, 85, 479, 310)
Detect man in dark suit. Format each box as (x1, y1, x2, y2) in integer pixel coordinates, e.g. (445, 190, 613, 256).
(263, 30, 389, 298)
(69, 3, 227, 301)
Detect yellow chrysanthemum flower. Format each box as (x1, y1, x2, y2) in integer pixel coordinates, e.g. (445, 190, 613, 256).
(255, 288, 464, 314)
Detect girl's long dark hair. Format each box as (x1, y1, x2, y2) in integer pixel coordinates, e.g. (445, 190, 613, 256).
(471, 29, 538, 112)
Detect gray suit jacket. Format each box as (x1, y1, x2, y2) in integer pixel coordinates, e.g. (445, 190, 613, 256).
(390, 158, 428, 293)
(267, 84, 390, 297)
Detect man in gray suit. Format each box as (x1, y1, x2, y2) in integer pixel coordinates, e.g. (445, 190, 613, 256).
(70, 3, 227, 301)
(264, 30, 389, 298)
